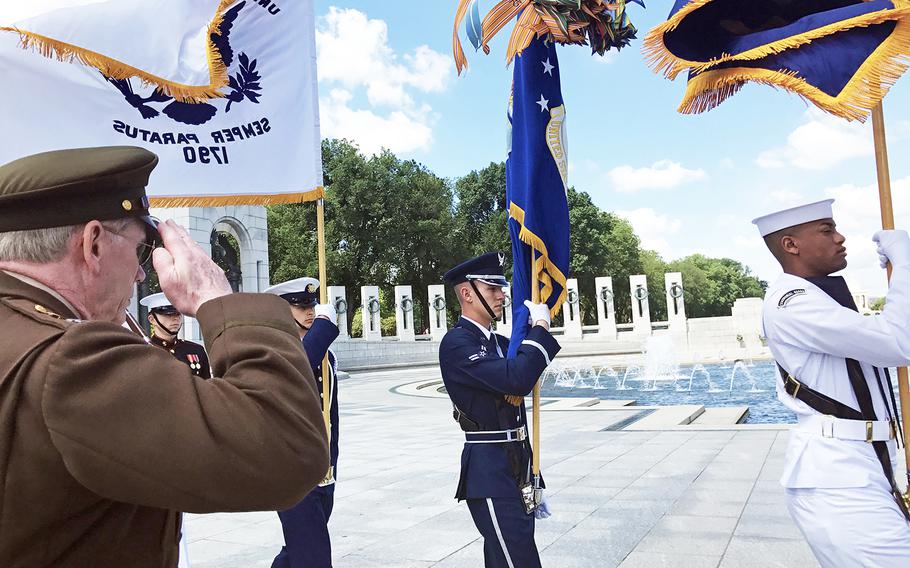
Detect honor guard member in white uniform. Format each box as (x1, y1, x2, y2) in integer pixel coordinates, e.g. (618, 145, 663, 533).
(140, 292, 211, 378)
(265, 277, 340, 568)
(439, 252, 560, 568)
(754, 199, 910, 567)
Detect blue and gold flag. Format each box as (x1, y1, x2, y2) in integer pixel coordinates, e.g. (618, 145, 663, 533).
(645, 0, 910, 121)
(506, 36, 570, 358)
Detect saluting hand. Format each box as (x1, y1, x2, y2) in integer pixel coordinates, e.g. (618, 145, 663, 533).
(152, 220, 233, 317)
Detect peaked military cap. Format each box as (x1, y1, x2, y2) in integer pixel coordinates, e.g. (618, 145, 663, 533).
(444, 252, 508, 287)
(0, 146, 159, 233)
(139, 292, 179, 315)
(264, 277, 320, 307)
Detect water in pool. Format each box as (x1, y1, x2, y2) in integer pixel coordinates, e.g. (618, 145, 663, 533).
(539, 359, 793, 424)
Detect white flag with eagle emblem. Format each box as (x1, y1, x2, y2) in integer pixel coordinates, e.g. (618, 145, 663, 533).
(0, 0, 323, 206)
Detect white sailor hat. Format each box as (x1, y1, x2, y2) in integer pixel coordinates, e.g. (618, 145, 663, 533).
(751, 199, 835, 237)
(139, 292, 179, 314)
(264, 277, 320, 307)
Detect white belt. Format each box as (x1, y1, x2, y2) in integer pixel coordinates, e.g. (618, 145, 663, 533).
(797, 414, 896, 442)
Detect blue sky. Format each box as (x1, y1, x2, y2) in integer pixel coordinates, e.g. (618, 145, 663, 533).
(313, 0, 910, 296)
(5, 1, 909, 295)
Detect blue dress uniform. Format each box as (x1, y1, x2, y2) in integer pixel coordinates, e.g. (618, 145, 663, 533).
(439, 254, 560, 568)
(139, 292, 211, 378)
(266, 278, 340, 568)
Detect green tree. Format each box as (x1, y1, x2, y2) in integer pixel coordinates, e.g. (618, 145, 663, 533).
(268, 139, 457, 333)
(639, 249, 668, 321)
(453, 161, 511, 269)
(668, 254, 766, 317)
(567, 189, 643, 324)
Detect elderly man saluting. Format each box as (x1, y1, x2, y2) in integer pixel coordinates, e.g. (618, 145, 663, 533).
(755, 199, 910, 567)
(0, 147, 329, 567)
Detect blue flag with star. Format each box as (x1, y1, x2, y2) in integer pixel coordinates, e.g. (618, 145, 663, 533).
(506, 36, 570, 359)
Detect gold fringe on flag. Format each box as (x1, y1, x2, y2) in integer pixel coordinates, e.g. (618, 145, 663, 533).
(676, 9, 910, 122)
(0, 0, 239, 103)
(149, 187, 326, 208)
(644, 1, 910, 80)
(508, 202, 568, 316)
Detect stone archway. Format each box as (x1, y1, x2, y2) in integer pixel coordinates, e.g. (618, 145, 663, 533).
(138, 205, 270, 340)
(211, 219, 246, 292)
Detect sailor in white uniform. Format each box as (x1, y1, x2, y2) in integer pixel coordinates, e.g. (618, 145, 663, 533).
(754, 199, 910, 567)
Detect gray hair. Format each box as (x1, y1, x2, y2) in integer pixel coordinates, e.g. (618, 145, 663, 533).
(0, 218, 134, 264)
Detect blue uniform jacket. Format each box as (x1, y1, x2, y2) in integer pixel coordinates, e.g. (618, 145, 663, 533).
(302, 318, 340, 476)
(439, 317, 560, 500)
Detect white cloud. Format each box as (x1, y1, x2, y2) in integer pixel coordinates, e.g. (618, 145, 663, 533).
(319, 89, 432, 156)
(616, 208, 682, 258)
(756, 109, 872, 170)
(822, 176, 910, 294)
(317, 7, 450, 107)
(315, 7, 451, 154)
(769, 189, 806, 206)
(608, 160, 706, 193)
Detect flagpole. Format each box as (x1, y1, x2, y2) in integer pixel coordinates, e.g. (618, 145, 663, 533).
(530, 248, 541, 482)
(870, 102, 910, 493)
(316, 197, 333, 483)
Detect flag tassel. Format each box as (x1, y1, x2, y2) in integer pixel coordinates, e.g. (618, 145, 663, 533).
(0, 0, 239, 103)
(677, 12, 910, 123)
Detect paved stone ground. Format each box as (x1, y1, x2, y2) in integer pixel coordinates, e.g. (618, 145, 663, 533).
(184, 366, 819, 568)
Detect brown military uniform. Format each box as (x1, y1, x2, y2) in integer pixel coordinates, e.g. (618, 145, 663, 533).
(0, 271, 329, 567)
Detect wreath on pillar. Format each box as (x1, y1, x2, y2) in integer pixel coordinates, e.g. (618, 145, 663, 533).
(334, 298, 348, 315)
(367, 298, 381, 315)
(669, 283, 684, 299)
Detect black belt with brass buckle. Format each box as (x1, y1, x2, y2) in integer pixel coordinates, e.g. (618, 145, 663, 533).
(778, 364, 863, 421)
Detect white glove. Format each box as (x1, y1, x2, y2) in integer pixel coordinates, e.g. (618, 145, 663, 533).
(314, 303, 337, 325)
(534, 496, 551, 520)
(873, 230, 910, 268)
(524, 300, 550, 327)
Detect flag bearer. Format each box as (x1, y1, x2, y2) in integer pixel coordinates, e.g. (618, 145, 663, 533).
(438, 252, 559, 568)
(755, 199, 910, 567)
(266, 277, 340, 568)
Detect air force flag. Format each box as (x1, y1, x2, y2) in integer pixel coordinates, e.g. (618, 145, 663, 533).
(506, 36, 570, 358)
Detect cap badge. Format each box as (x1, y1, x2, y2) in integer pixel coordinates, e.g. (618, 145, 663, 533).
(121, 199, 133, 211)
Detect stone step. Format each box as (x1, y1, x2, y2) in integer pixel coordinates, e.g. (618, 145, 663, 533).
(690, 406, 749, 425)
(624, 404, 705, 429)
(541, 398, 635, 410)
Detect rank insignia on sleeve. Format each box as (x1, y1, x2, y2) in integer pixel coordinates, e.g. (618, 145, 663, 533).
(778, 289, 806, 308)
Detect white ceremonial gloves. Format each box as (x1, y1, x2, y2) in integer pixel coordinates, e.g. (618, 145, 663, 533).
(534, 496, 552, 520)
(314, 303, 338, 325)
(524, 300, 551, 327)
(873, 230, 910, 268)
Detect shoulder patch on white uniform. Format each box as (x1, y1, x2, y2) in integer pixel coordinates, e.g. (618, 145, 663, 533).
(778, 289, 806, 308)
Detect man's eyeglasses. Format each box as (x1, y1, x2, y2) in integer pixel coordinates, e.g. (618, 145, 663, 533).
(103, 224, 159, 266)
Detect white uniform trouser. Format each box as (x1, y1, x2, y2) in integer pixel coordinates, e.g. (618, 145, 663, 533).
(786, 474, 910, 568)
